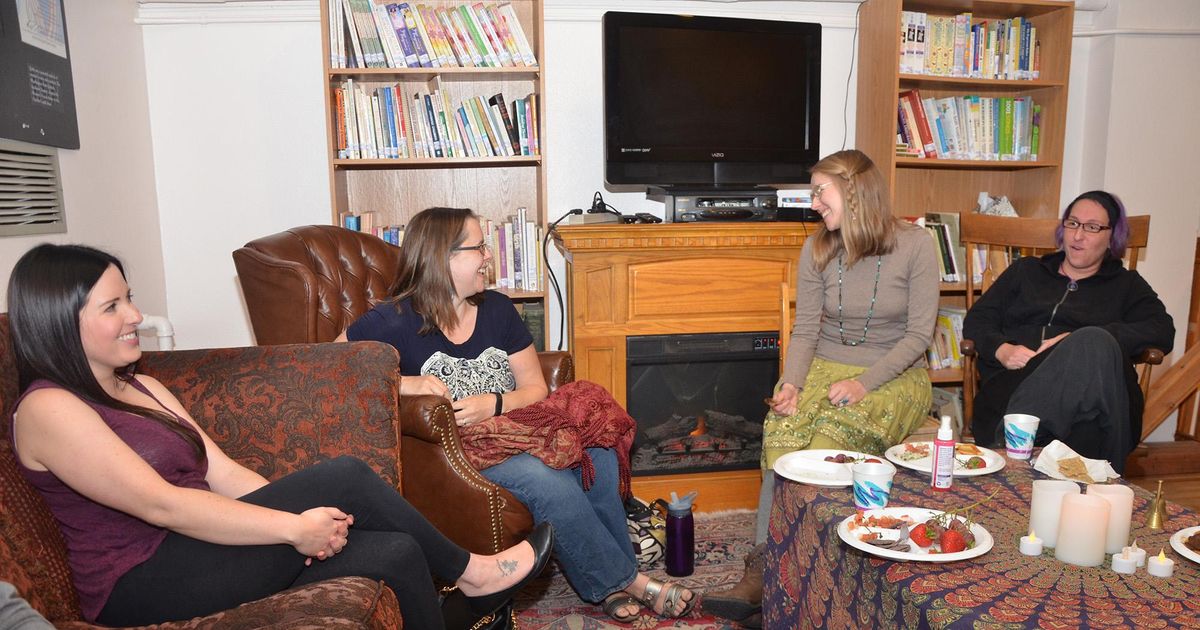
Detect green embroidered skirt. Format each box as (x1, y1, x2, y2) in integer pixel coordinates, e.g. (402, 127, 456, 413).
(762, 357, 932, 469)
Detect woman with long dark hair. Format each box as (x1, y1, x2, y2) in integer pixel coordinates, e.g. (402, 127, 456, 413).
(6, 243, 552, 627)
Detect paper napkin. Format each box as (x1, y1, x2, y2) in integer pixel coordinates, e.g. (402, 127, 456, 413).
(1032, 440, 1120, 482)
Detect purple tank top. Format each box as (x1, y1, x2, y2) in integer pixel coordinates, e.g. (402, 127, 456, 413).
(10, 378, 210, 621)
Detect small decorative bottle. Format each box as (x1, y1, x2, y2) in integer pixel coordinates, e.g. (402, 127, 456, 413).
(930, 415, 955, 492)
(664, 491, 698, 577)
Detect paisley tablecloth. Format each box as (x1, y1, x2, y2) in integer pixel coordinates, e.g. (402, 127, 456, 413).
(763, 455, 1200, 629)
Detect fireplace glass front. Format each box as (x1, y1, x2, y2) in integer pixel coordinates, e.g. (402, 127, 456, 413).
(626, 331, 779, 476)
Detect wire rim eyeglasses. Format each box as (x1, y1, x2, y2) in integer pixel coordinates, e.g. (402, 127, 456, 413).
(1062, 218, 1112, 234)
(451, 242, 489, 254)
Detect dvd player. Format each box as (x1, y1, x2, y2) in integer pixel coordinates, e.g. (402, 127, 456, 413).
(647, 187, 778, 223)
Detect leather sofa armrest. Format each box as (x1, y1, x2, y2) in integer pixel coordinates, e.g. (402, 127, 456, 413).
(537, 351, 574, 391)
(232, 247, 320, 345)
(138, 341, 402, 490)
(399, 394, 453, 443)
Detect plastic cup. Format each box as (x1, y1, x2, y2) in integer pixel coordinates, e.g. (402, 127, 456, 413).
(851, 460, 896, 511)
(1004, 413, 1040, 460)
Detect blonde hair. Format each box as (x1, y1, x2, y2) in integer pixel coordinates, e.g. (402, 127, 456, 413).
(808, 149, 898, 271)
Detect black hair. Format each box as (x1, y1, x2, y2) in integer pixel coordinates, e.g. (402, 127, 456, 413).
(7, 244, 205, 460)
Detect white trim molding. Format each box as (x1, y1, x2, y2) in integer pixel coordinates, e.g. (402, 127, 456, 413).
(136, 0, 318, 25)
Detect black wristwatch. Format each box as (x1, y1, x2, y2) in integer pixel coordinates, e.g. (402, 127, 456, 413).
(493, 391, 504, 417)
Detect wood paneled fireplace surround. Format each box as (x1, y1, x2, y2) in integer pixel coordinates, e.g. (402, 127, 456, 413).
(554, 223, 811, 512)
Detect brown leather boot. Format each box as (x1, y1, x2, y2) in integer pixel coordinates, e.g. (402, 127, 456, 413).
(702, 543, 765, 627)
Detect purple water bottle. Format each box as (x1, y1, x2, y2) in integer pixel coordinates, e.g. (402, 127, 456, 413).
(664, 491, 698, 577)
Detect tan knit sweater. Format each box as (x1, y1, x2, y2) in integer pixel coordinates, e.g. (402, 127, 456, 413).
(781, 222, 940, 392)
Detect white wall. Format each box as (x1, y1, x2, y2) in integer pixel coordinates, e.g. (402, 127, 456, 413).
(139, 2, 329, 349)
(0, 0, 167, 325)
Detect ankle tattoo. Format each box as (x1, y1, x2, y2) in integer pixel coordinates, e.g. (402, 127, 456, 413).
(497, 558, 518, 576)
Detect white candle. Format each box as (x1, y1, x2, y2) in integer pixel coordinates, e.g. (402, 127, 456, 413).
(1030, 480, 1081, 548)
(1019, 530, 1043, 556)
(1111, 547, 1137, 574)
(1054, 493, 1110, 567)
(1087, 484, 1134, 554)
(1124, 540, 1147, 568)
(1147, 549, 1174, 578)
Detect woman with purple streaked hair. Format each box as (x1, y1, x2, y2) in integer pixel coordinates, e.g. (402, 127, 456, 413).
(963, 190, 1175, 471)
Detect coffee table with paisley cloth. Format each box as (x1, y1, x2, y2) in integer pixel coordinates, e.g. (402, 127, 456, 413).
(763, 453, 1200, 628)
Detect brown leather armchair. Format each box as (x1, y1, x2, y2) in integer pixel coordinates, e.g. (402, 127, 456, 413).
(233, 225, 574, 554)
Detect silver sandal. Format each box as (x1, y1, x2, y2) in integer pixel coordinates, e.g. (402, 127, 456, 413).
(636, 577, 697, 619)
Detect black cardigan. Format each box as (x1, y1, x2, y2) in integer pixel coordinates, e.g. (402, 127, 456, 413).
(962, 251, 1175, 383)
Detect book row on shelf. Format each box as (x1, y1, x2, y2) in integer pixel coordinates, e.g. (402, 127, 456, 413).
(928, 306, 966, 370)
(904, 212, 986, 285)
(330, 0, 537, 70)
(900, 10, 1040, 80)
(334, 78, 539, 159)
(339, 208, 543, 292)
(896, 89, 1040, 161)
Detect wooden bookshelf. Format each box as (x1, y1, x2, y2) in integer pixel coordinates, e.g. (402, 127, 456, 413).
(318, 0, 549, 344)
(857, 0, 1074, 389)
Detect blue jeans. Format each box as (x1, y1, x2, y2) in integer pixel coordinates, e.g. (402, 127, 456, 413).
(481, 447, 637, 602)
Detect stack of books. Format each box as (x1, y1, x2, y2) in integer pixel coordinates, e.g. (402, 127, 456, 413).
(330, 1, 538, 69)
(334, 79, 539, 160)
(896, 88, 1040, 162)
(900, 10, 1039, 80)
(482, 209, 541, 292)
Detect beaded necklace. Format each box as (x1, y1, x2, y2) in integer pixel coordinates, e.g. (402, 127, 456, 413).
(836, 253, 883, 346)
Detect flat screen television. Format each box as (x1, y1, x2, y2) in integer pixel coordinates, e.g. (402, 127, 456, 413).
(604, 11, 821, 188)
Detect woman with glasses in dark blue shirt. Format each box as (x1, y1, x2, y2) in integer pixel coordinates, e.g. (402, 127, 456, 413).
(962, 190, 1175, 471)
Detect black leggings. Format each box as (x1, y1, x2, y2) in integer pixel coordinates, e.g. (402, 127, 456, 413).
(98, 456, 470, 627)
(972, 327, 1141, 471)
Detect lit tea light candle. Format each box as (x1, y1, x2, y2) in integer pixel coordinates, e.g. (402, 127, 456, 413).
(1122, 540, 1147, 568)
(1019, 529, 1043, 556)
(1111, 547, 1137, 574)
(1147, 549, 1174, 578)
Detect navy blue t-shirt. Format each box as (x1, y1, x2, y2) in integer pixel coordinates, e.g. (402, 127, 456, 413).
(346, 290, 534, 400)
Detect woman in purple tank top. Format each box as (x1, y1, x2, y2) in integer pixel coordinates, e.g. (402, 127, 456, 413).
(6, 244, 554, 628)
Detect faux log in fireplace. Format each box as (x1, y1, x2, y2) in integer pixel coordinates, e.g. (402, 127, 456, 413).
(627, 332, 778, 475)
(553, 223, 809, 511)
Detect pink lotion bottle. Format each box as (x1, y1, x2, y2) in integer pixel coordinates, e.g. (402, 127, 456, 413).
(930, 415, 954, 491)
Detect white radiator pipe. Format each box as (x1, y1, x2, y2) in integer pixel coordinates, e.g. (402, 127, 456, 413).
(137, 315, 176, 351)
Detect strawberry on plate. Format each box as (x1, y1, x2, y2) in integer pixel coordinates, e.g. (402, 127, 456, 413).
(909, 523, 936, 548)
(940, 529, 967, 554)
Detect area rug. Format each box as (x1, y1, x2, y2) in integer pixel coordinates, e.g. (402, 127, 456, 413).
(514, 509, 756, 629)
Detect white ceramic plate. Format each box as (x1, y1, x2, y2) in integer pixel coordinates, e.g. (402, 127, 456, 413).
(884, 442, 1006, 477)
(773, 449, 879, 487)
(837, 507, 994, 562)
(1170, 525, 1200, 564)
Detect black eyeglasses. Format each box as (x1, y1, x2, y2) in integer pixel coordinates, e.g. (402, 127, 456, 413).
(1062, 218, 1112, 234)
(451, 242, 489, 254)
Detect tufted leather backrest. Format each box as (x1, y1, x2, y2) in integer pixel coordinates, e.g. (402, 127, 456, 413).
(233, 226, 401, 345)
(0, 315, 84, 622)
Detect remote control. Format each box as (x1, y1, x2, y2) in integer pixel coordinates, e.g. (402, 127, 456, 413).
(635, 212, 663, 224)
(620, 215, 638, 224)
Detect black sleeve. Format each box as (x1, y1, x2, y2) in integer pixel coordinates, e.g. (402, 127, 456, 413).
(1102, 271, 1176, 359)
(962, 259, 1026, 372)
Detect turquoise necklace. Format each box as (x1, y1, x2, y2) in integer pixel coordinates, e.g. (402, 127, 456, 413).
(836, 253, 883, 346)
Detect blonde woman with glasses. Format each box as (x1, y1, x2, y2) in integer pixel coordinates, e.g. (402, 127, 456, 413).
(705, 149, 939, 627)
